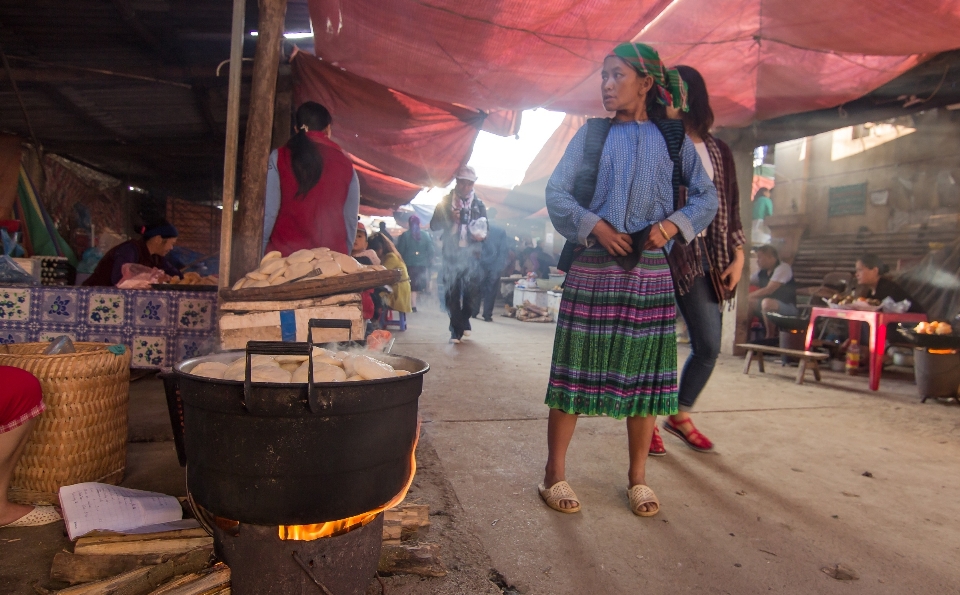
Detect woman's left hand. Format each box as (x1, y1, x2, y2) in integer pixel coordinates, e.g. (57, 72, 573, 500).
(643, 220, 679, 250)
(721, 249, 745, 291)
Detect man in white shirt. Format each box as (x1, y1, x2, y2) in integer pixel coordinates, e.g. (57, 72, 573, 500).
(749, 245, 798, 338)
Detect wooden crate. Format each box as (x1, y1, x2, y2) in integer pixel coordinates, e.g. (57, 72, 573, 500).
(219, 293, 364, 350)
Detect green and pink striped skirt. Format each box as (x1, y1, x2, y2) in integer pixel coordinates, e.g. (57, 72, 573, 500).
(545, 247, 678, 419)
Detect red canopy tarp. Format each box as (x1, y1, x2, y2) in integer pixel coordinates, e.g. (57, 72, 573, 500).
(291, 50, 485, 189)
(349, 154, 423, 210)
(308, 0, 960, 127)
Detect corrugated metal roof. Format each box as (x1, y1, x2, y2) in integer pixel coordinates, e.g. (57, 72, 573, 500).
(0, 0, 313, 200)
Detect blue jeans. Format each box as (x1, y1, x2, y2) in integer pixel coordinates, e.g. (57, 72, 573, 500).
(674, 260, 722, 412)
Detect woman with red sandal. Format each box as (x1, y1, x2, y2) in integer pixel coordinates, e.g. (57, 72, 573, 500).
(652, 65, 746, 456)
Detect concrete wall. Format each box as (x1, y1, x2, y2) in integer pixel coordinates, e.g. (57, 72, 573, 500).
(773, 108, 960, 236)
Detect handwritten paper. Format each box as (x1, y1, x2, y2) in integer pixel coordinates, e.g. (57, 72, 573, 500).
(59, 483, 183, 540)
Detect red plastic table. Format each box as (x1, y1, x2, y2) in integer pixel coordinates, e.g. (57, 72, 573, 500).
(803, 307, 927, 391)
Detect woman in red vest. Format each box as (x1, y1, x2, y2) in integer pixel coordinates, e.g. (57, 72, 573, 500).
(263, 102, 360, 256)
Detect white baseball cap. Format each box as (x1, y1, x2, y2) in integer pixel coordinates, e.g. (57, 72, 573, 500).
(455, 165, 478, 182)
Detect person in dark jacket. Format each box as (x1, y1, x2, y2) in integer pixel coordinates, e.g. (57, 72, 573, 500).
(396, 215, 435, 312)
(83, 221, 182, 286)
(471, 224, 509, 322)
(430, 165, 487, 343)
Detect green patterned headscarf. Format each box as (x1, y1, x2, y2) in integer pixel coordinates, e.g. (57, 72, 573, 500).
(611, 42, 688, 112)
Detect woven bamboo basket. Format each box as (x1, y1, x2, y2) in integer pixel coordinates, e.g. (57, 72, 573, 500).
(0, 342, 131, 493)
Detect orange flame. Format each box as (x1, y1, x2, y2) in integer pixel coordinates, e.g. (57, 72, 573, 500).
(278, 421, 421, 541)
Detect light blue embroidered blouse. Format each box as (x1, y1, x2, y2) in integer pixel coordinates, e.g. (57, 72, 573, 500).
(546, 120, 718, 247)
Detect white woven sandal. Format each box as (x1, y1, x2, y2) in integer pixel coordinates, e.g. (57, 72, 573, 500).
(0, 506, 62, 528)
(538, 480, 582, 514)
(627, 484, 660, 517)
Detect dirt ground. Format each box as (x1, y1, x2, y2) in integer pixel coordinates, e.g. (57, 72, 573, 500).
(0, 319, 505, 595)
(3, 295, 960, 594)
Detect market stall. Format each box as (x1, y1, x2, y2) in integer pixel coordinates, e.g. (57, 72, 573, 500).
(0, 284, 218, 368)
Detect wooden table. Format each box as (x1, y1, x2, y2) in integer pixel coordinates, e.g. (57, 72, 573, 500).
(803, 307, 927, 391)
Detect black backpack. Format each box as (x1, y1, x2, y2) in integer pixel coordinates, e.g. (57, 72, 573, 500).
(555, 118, 686, 272)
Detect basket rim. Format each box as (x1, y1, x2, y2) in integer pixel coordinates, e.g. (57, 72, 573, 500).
(0, 342, 125, 359)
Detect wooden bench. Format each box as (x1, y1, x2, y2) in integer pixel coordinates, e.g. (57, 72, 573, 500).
(737, 343, 829, 385)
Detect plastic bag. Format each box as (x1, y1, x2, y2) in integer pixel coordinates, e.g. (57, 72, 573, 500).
(1, 229, 24, 258)
(116, 263, 166, 289)
(43, 335, 76, 355)
(0, 255, 37, 285)
(76, 247, 104, 274)
(469, 217, 488, 241)
(880, 296, 911, 314)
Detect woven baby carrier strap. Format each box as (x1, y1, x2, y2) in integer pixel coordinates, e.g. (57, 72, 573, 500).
(556, 117, 684, 272)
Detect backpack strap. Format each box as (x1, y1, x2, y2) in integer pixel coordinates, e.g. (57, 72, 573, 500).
(556, 118, 613, 272)
(571, 118, 613, 209)
(651, 118, 686, 211)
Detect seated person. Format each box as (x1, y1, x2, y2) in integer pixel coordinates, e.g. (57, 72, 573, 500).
(367, 233, 412, 314)
(1, 367, 61, 528)
(351, 222, 380, 266)
(749, 244, 798, 338)
(855, 254, 924, 313)
(84, 221, 182, 286)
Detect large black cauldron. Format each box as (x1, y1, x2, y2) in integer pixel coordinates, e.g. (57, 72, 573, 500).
(174, 328, 427, 526)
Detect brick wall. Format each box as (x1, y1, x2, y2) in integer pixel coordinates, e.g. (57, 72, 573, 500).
(165, 197, 221, 256)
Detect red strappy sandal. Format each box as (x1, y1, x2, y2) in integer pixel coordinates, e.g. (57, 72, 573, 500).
(649, 426, 666, 457)
(663, 417, 714, 452)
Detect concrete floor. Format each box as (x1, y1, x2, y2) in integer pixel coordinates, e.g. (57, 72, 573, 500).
(3, 298, 959, 594)
(398, 300, 960, 595)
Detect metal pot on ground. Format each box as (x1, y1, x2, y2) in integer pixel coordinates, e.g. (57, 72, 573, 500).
(171, 319, 428, 594)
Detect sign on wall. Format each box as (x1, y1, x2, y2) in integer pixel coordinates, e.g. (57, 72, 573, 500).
(828, 183, 867, 217)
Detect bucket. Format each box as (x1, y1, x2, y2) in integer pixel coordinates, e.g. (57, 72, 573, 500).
(914, 348, 960, 401)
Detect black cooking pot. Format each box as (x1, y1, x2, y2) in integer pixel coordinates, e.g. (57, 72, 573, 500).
(174, 320, 428, 526)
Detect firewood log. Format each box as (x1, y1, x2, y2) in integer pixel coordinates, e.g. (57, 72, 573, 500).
(73, 533, 213, 556)
(378, 543, 446, 577)
(144, 566, 230, 595)
(51, 552, 171, 585)
(54, 547, 212, 595)
(521, 301, 548, 316)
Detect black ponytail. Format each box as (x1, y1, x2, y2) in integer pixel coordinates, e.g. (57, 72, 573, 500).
(288, 102, 333, 198)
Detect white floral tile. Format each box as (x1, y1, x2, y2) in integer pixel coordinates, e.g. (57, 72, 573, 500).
(134, 296, 168, 327)
(0, 288, 30, 322)
(177, 299, 212, 330)
(41, 290, 78, 323)
(132, 335, 166, 367)
(88, 293, 125, 325)
(0, 330, 28, 344)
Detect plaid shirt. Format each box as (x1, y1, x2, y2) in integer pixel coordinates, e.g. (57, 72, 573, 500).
(670, 135, 746, 303)
(0, 402, 44, 433)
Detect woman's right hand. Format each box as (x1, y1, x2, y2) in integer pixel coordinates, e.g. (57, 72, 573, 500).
(591, 220, 632, 257)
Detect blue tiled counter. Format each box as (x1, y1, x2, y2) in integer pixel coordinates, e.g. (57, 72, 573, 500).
(0, 286, 218, 368)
